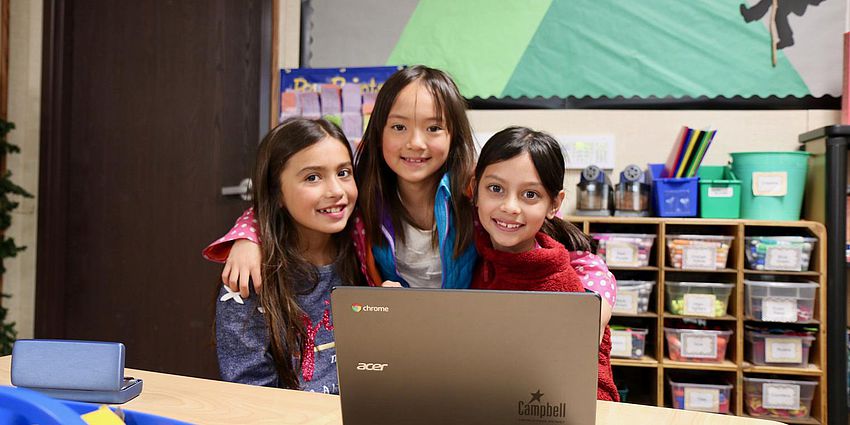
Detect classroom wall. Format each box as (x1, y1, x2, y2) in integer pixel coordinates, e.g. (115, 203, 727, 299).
(468, 109, 840, 215)
(1, 1, 841, 339)
(6, 0, 42, 339)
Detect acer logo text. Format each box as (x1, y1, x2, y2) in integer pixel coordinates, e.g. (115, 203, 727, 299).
(356, 363, 388, 371)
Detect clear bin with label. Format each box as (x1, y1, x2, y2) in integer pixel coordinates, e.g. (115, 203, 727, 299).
(744, 236, 816, 271)
(669, 380, 733, 414)
(665, 281, 734, 317)
(664, 328, 733, 363)
(745, 330, 815, 368)
(591, 233, 656, 267)
(744, 279, 818, 322)
(666, 235, 734, 270)
(743, 377, 817, 420)
(610, 327, 649, 359)
(613, 280, 655, 314)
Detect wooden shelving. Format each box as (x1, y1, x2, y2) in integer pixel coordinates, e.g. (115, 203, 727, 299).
(612, 356, 658, 368)
(570, 216, 828, 424)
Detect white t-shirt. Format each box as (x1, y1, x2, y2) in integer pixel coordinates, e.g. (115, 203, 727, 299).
(395, 221, 443, 288)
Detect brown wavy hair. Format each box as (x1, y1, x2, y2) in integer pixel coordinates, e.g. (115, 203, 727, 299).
(474, 126, 593, 252)
(354, 65, 475, 256)
(252, 117, 360, 389)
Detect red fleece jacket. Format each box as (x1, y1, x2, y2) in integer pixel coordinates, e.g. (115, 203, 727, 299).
(472, 229, 620, 402)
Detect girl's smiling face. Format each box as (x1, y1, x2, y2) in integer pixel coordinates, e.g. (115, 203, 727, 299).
(476, 152, 564, 253)
(279, 136, 358, 246)
(381, 81, 451, 190)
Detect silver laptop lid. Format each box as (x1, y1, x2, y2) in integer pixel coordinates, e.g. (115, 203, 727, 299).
(331, 287, 600, 425)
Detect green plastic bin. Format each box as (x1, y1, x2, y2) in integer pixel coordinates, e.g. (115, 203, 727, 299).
(698, 165, 741, 218)
(730, 152, 810, 220)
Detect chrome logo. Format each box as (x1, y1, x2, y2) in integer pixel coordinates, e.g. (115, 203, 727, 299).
(351, 303, 363, 312)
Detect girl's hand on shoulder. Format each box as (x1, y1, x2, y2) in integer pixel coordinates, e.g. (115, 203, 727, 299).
(381, 280, 403, 288)
(222, 239, 262, 297)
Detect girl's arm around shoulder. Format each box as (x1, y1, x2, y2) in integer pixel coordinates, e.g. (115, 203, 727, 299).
(202, 208, 263, 297)
(202, 207, 259, 262)
(570, 250, 615, 335)
(569, 250, 617, 307)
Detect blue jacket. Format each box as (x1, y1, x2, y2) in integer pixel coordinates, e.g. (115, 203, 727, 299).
(371, 173, 478, 289)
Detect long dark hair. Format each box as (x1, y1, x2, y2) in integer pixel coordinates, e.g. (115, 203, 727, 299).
(355, 65, 475, 257)
(474, 126, 593, 252)
(252, 117, 360, 389)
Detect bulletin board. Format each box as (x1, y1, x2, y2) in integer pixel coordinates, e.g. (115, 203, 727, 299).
(302, 0, 844, 105)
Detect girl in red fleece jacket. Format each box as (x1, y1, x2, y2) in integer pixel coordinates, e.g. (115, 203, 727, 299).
(471, 126, 619, 402)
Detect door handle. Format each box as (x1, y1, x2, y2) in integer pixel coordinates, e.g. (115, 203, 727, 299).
(221, 178, 252, 201)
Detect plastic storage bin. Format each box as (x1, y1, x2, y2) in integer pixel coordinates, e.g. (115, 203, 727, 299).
(743, 377, 817, 420)
(666, 235, 734, 270)
(697, 165, 741, 219)
(745, 329, 815, 368)
(665, 328, 732, 363)
(730, 151, 810, 221)
(610, 327, 649, 359)
(591, 233, 656, 267)
(669, 380, 733, 414)
(744, 279, 818, 322)
(647, 163, 699, 217)
(744, 236, 816, 272)
(665, 281, 734, 317)
(0, 385, 192, 425)
(613, 280, 655, 314)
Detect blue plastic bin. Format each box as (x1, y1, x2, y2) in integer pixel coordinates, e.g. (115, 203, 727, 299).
(647, 164, 699, 217)
(0, 385, 191, 425)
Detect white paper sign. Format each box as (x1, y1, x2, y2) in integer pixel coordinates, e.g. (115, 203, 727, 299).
(610, 331, 633, 358)
(765, 338, 803, 364)
(681, 333, 718, 359)
(684, 388, 720, 412)
(763, 383, 801, 409)
(557, 135, 616, 169)
(606, 241, 638, 267)
(684, 294, 718, 316)
(708, 187, 734, 198)
(752, 172, 788, 197)
(614, 290, 639, 314)
(682, 246, 718, 270)
(765, 245, 803, 271)
(762, 298, 799, 322)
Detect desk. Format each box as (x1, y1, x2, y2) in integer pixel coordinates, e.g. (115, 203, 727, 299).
(0, 356, 780, 424)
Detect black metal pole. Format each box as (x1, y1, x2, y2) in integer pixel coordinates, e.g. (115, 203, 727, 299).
(826, 135, 848, 425)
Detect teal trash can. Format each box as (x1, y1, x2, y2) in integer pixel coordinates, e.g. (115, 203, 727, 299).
(730, 152, 810, 220)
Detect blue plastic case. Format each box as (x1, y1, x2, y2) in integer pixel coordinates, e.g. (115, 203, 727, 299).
(11, 339, 143, 404)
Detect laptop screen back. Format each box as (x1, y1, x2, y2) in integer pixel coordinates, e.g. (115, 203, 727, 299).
(331, 287, 600, 425)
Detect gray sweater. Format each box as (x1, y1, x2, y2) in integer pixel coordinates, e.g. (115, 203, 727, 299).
(215, 263, 341, 394)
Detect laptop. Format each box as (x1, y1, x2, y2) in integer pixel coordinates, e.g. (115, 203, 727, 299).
(331, 287, 601, 425)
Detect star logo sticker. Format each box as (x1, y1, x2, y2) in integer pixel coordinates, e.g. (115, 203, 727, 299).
(219, 285, 244, 304)
(529, 389, 544, 404)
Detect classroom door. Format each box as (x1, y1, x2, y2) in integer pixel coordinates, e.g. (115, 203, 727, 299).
(36, 0, 268, 379)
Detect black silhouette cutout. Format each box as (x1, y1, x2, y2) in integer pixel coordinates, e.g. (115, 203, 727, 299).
(740, 0, 826, 49)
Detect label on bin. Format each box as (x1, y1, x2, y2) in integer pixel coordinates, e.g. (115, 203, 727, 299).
(752, 172, 788, 197)
(613, 290, 639, 314)
(708, 187, 734, 198)
(610, 331, 633, 358)
(765, 337, 803, 363)
(762, 297, 798, 322)
(605, 241, 639, 267)
(765, 245, 803, 271)
(763, 383, 801, 409)
(681, 333, 718, 359)
(684, 388, 720, 412)
(682, 246, 718, 270)
(683, 294, 717, 316)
